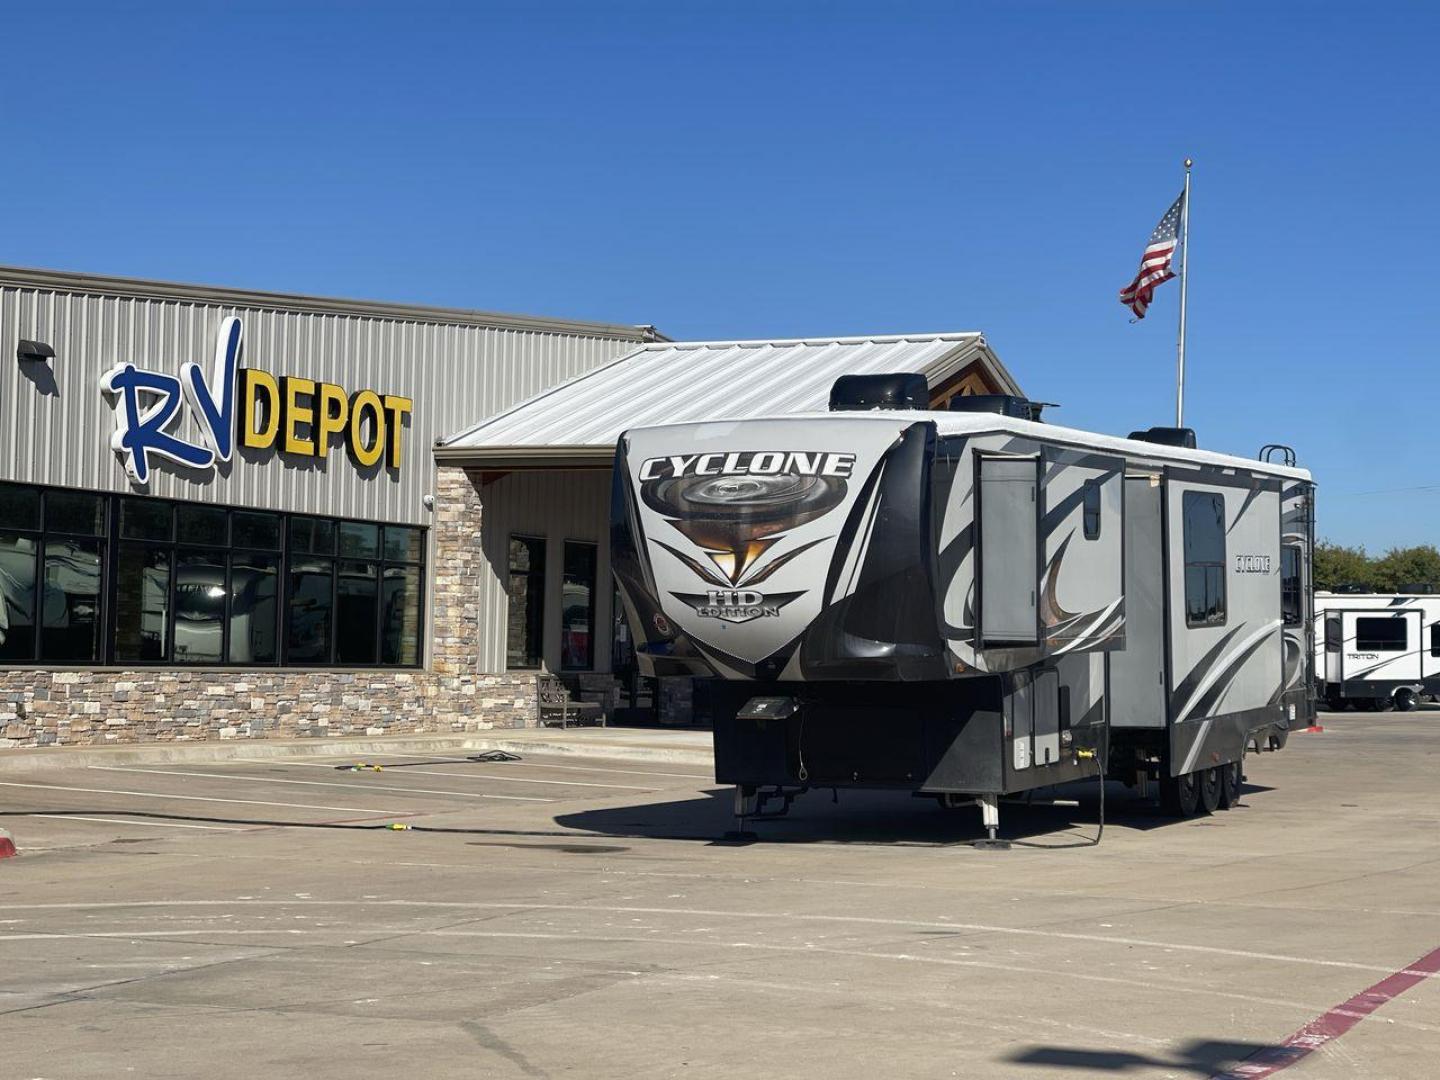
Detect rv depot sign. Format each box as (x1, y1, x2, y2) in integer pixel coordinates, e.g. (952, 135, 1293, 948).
(100, 316, 413, 485)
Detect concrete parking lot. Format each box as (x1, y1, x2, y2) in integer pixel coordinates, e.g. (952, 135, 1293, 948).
(2, 711, 1439, 1080)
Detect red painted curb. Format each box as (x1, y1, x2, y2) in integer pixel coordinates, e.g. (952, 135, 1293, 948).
(1301, 726, 1325, 733)
(0, 830, 16, 859)
(1211, 943, 1440, 1078)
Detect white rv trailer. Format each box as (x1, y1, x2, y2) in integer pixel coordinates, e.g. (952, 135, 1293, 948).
(1312, 592, 1440, 711)
(610, 376, 1317, 837)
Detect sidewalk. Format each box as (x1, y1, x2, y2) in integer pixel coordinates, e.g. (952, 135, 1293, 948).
(0, 726, 714, 773)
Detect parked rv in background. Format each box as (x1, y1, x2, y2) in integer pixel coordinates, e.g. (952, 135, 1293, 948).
(612, 375, 1316, 838)
(1313, 592, 1440, 711)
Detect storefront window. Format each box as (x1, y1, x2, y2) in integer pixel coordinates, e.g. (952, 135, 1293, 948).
(41, 538, 104, 663)
(0, 531, 38, 661)
(507, 536, 546, 669)
(562, 541, 597, 671)
(113, 543, 171, 662)
(177, 505, 227, 546)
(287, 556, 334, 664)
(0, 484, 424, 669)
(336, 560, 379, 664)
(233, 512, 281, 550)
(381, 564, 421, 665)
(230, 552, 278, 663)
(175, 550, 226, 663)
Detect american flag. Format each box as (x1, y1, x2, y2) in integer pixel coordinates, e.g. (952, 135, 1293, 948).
(1119, 192, 1185, 319)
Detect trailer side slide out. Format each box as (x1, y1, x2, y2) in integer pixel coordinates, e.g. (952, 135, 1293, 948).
(610, 378, 1316, 837)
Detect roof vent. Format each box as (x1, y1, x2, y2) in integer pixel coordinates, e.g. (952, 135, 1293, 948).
(1128, 426, 1197, 449)
(948, 394, 1046, 422)
(829, 372, 928, 412)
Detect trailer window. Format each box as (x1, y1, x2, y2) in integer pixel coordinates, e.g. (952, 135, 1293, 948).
(1082, 479, 1102, 541)
(1182, 492, 1226, 627)
(1432, 624, 1440, 658)
(1355, 617, 1407, 652)
(1280, 545, 1303, 626)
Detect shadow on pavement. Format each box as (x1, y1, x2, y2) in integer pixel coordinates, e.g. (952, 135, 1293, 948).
(1007, 1039, 1272, 1077)
(4, 779, 1276, 850)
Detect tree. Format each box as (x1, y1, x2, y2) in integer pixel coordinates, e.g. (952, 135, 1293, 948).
(1373, 545, 1440, 593)
(1313, 541, 1381, 592)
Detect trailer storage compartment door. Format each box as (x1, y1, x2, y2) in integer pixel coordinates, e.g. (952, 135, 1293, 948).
(1111, 476, 1166, 728)
(979, 457, 1039, 645)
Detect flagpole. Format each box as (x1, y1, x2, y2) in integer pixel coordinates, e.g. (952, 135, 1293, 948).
(1175, 158, 1192, 427)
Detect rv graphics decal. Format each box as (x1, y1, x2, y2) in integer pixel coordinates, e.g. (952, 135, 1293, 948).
(672, 589, 804, 624)
(640, 453, 851, 591)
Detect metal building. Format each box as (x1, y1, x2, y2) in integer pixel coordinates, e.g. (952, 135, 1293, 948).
(0, 264, 1020, 746)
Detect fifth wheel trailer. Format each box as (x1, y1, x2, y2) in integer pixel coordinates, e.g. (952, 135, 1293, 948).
(610, 377, 1316, 837)
(1312, 592, 1440, 711)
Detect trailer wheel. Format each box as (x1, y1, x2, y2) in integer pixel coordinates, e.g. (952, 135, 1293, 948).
(1198, 767, 1221, 814)
(1161, 772, 1200, 818)
(1218, 761, 1242, 809)
(1376, 696, 1395, 713)
(1394, 688, 1419, 712)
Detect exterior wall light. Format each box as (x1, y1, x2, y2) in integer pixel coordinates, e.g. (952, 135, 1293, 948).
(17, 339, 55, 364)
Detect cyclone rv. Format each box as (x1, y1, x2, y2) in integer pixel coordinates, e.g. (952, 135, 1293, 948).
(1313, 592, 1440, 711)
(610, 375, 1316, 838)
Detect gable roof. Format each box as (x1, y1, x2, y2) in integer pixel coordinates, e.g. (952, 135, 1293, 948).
(436, 331, 1019, 467)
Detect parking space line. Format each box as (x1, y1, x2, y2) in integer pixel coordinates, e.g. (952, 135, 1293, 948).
(5, 898, 1430, 982)
(0, 780, 407, 815)
(87, 765, 553, 802)
(24, 814, 246, 832)
(359, 753, 713, 781)
(227, 758, 653, 791)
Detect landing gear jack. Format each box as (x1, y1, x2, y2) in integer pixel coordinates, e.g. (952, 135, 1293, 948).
(728, 784, 808, 840)
(971, 794, 1011, 850)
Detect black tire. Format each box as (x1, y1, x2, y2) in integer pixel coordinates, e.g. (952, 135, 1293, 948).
(1161, 771, 1201, 818)
(1198, 767, 1221, 814)
(1219, 760, 1242, 809)
(1376, 696, 1395, 713)
(1395, 688, 1419, 712)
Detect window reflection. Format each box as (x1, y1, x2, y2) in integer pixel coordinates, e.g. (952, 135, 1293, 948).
(336, 560, 378, 664)
(287, 558, 334, 664)
(0, 532, 38, 661)
(41, 538, 103, 662)
(562, 541, 597, 671)
(230, 553, 278, 663)
(381, 565, 421, 665)
(114, 544, 170, 663)
(174, 550, 226, 663)
(1, 483, 424, 668)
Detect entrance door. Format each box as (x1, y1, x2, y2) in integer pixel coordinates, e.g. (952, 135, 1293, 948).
(1110, 476, 1166, 729)
(978, 457, 1039, 645)
(1341, 610, 1422, 685)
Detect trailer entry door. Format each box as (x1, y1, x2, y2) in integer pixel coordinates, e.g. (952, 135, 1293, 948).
(979, 456, 1039, 646)
(1110, 476, 1166, 728)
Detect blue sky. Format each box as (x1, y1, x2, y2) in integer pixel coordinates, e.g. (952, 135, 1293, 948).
(3, 1, 1436, 548)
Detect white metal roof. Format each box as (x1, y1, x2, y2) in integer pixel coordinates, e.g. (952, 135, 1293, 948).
(437, 332, 1019, 465)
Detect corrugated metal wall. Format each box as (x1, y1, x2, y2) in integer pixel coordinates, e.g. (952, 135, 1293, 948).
(477, 470, 613, 673)
(0, 277, 642, 525)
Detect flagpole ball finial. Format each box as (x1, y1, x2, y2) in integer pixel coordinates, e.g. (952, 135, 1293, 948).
(1184, 157, 1194, 169)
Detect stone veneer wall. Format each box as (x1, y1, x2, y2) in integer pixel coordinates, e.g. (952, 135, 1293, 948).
(0, 467, 540, 748)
